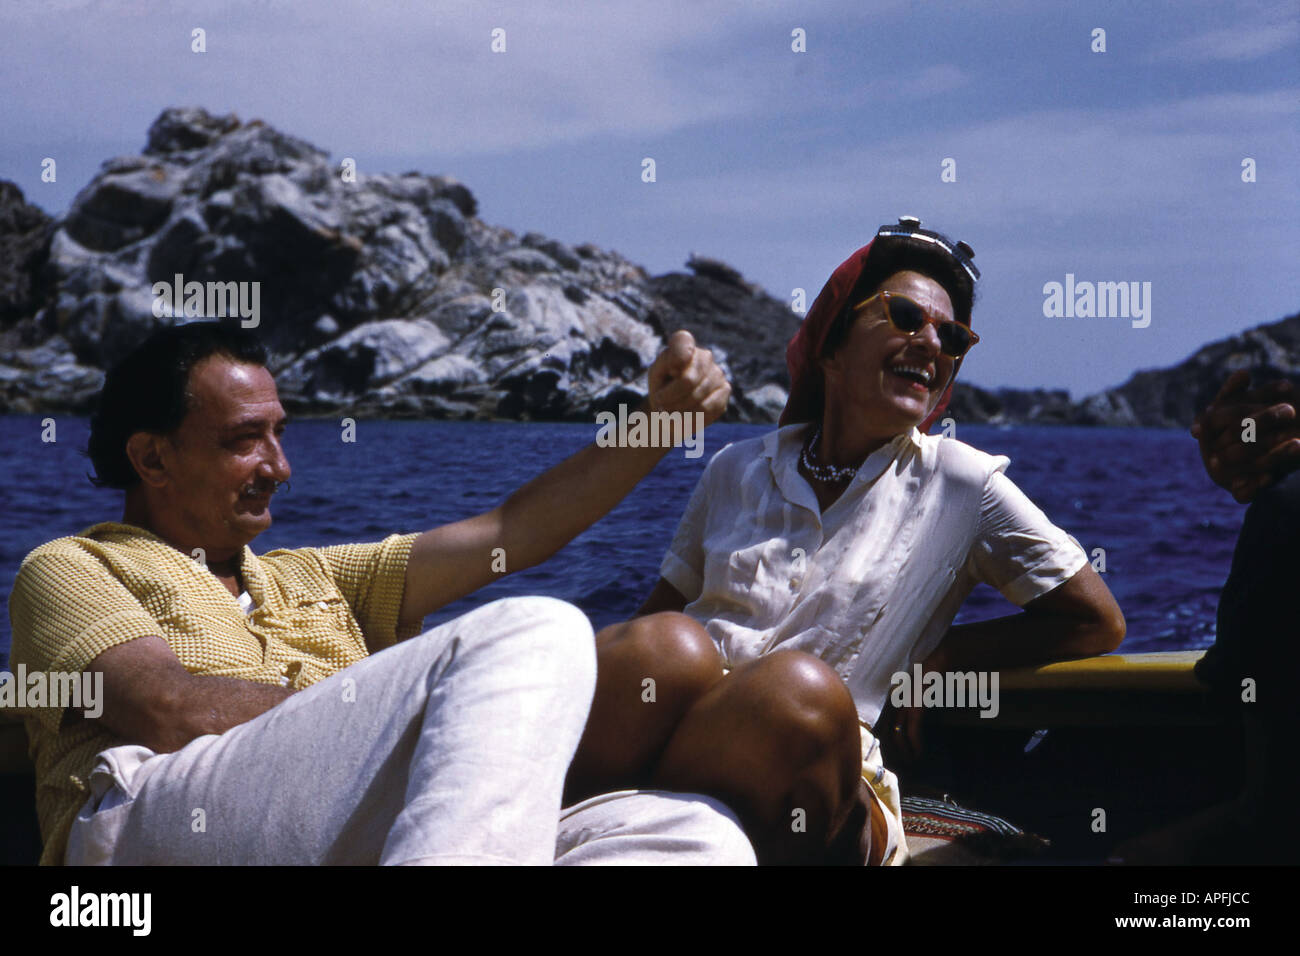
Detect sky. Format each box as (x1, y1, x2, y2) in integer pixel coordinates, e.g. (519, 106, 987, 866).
(1, 0, 1297, 397)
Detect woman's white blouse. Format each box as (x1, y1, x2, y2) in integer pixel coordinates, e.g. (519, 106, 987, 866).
(661, 423, 1088, 726)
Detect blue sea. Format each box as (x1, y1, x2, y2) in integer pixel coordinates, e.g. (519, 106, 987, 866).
(0, 416, 1243, 668)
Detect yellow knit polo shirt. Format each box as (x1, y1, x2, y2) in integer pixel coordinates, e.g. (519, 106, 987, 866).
(6, 522, 419, 865)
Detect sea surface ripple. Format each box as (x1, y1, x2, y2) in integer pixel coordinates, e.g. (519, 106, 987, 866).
(0, 417, 1243, 667)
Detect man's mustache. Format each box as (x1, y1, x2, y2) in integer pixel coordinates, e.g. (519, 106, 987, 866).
(240, 480, 290, 497)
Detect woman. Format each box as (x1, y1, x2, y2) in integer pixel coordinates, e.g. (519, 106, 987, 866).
(565, 217, 1126, 865)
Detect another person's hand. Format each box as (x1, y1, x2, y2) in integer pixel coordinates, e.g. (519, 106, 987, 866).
(646, 330, 731, 427)
(1191, 370, 1300, 503)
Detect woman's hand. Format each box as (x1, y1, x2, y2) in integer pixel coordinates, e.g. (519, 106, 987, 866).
(877, 698, 925, 768)
(888, 700, 926, 764)
(880, 645, 952, 764)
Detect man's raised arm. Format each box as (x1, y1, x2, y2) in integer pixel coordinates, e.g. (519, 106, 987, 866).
(397, 331, 730, 629)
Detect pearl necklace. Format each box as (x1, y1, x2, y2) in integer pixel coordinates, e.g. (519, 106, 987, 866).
(800, 428, 861, 483)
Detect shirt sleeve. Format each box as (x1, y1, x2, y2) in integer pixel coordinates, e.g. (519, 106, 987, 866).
(8, 545, 166, 733)
(967, 468, 1089, 606)
(658, 452, 724, 601)
(315, 533, 420, 650)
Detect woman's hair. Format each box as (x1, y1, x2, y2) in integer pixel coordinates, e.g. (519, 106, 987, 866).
(87, 321, 269, 489)
(820, 240, 977, 360)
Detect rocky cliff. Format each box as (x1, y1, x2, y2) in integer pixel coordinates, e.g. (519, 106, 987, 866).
(0, 107, 798, 422)
(941, 312, 1300, 429)
(0, 107, 1295, 427)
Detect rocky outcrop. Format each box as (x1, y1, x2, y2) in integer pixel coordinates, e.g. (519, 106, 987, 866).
(0, 181, 55, 327)
(1101, 314, 1300, 427)
(0, 107, 1295, 426)
(943, 313, 1300, 428)
(0, 107, 792, 420)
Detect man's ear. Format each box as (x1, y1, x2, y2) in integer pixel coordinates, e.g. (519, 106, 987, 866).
(124, 432, 170, 489)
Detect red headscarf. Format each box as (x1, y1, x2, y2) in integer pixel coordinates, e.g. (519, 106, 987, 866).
(779, 239, 955, 432)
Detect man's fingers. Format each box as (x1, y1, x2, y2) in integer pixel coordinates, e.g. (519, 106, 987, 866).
(665, 330, 696, 373)
(1201, 385, 1294, 434)
(1207, 404, 1300, 458)
(1211, 434, 1300, 495)
(1256, 437, 1300, 477)
(652, 347, 722, 409)
(696, 381, 732, 426)
(1213, 370, 1251, 405)
(704, 380, 731, 410)
(1203, 402, 1296, 453)
(1248, 380, 1296, 402)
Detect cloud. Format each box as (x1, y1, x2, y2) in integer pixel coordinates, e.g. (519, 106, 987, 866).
(654, 87, 1300, 228)
(1146, 13, 1299, 63)
(0, 0, 929, 157)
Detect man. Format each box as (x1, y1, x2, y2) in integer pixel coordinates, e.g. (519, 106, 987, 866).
(9, 319, 755, 865)
(1114, 370, 1300, 863)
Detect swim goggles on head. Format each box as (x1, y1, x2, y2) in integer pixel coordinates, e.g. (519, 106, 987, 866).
(874, 215, 980, 285)
(851, 290, 980, 359)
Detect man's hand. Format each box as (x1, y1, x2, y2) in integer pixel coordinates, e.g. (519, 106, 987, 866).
(398, 330, 731, 628)
(1191, 370, 1300, 503)
(646, 330, 731, 426)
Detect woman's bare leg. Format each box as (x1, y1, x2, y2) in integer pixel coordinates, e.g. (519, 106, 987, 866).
(650, 650, 865, 864)
(564, 612, 725, 805)
(566, 615, 867, 863)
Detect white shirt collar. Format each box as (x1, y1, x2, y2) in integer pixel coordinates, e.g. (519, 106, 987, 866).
(758, 423, 926, 518)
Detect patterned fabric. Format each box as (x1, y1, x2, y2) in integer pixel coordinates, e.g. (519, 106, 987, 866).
(900, 794, 1049, 863)
(7, 522, 418, 865)
(901, 795, 1026, 838)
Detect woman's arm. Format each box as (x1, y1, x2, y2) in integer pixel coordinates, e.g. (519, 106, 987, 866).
(886, 565, 1123, 763)
(636, 577, 689, 616)
(922, 564, 1124, 675)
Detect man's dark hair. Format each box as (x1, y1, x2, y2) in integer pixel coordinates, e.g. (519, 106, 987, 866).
(821, 240, 978, 359)
(87, 321, 269, 489)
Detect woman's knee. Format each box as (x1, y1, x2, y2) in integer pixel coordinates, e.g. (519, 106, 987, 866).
(733, 651, 861, 763)
(604, 612, 723, 698)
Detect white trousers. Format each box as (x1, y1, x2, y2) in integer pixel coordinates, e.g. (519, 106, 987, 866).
(65, 596, 755, 865)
